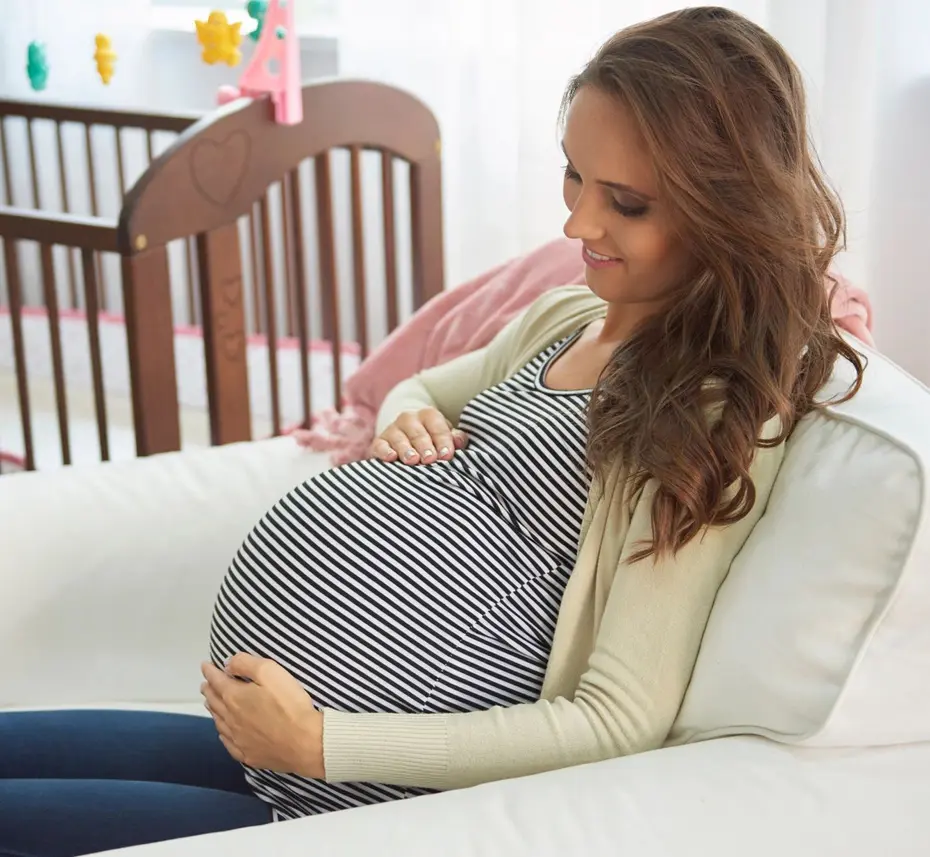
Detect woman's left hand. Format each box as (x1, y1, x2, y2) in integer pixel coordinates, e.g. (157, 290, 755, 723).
(201, 654, 325, 779)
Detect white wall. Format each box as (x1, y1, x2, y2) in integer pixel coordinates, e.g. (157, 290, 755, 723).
(340, 0, 769, 290)
(0, 0, 151, 106)
(771, 0, 930, 384)
(863, 1, 930, 385)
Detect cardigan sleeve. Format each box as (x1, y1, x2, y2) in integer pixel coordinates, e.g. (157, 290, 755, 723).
(374, 348, 490, 434)
(374, 305, 539, 434)
(321, 436, 786, 790)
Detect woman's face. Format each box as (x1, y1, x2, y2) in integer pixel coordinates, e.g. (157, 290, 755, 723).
(562, 86, 690, 309)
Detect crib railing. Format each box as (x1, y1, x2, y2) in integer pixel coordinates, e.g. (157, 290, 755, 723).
(0, 80, 444, 473)
(0, 207, 120, 469)
(0, 99, 200, 320)
(118, 79, 445, 453)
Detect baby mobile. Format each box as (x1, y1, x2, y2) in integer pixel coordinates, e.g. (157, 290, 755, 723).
(24, 0, 301, 126)
(25, 0, 117, 92)
(195, 0, 303, 125)
(26, 35, 116, 90)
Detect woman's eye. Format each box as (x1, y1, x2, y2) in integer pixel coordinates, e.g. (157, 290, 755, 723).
(563, 163, 647, 218)
(612, 199, 648, 218)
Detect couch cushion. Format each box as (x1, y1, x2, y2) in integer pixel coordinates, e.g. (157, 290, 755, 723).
(671, 341, 930, 747)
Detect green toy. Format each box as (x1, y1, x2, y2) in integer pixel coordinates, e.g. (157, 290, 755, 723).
(246, 0, 268, 42)
(26, 41, 49, 91)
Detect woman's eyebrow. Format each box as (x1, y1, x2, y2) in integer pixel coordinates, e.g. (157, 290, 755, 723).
(561, 141, 656, 202)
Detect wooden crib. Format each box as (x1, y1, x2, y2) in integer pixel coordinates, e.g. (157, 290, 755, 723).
(0, 81, 444, 472)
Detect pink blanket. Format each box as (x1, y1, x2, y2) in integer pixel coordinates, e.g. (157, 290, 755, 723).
(292, 238, 874, 465)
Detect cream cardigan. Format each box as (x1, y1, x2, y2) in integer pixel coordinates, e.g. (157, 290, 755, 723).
(322, 285, 785, 790)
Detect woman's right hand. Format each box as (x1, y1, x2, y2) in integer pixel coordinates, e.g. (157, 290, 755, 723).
(369, 408, 468, 465)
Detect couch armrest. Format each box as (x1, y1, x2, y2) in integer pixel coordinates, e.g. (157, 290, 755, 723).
(0, 438, 330, 709)
(93, 737, 930, 857)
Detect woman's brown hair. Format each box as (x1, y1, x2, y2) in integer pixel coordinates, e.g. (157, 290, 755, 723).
(562, 6, 865, 560)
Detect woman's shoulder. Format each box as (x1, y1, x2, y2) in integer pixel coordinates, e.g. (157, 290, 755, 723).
(510, 286, 606, 349)
(498, 285, 607, 375)
(524, 284, 606, 320)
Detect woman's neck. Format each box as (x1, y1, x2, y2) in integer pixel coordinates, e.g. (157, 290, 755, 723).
(598, 300, 663, 346)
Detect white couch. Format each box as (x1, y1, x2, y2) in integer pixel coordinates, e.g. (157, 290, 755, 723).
(3, 338, 930, 857)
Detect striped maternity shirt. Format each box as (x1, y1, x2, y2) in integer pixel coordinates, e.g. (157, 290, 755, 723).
(208, 332, 592, 818)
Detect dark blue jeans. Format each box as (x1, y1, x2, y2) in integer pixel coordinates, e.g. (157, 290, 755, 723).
(0, 709, 271, 857)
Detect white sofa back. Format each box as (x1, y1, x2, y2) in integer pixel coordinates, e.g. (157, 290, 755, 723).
(0, 439, 334, 709)
(672, 341, 930, 748)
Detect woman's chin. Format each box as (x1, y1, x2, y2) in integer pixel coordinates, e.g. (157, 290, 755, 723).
(583, 266, 624, 300)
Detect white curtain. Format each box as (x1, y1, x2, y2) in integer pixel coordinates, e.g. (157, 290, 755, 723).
(339, 0, 930, 384)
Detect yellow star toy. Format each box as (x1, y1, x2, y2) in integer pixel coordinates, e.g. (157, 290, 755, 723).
(195, 11, 243, 66)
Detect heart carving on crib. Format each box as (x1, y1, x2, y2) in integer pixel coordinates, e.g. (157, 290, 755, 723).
(189, 131, 252, 208)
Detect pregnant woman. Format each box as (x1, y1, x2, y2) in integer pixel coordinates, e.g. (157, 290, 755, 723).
(0, 7, 865, 855)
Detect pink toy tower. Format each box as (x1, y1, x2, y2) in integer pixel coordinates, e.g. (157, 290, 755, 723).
(217, 0, 303, 125)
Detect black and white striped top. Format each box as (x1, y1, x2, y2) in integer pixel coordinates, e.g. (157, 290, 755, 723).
(209, 332, 592, 818)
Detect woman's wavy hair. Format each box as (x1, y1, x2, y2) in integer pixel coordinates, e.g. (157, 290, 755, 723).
(562, 6, 865, 560)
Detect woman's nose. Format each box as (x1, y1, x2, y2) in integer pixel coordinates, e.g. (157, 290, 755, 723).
(563, 191, 607, 242)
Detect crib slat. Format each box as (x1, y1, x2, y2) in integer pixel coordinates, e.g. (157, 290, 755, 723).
(1, 239, 35, 470)
(196, 223, 251, 445)
(349, 145, 369, 358)
(381, 150, 399, 333)
(55, 121, 79, 309)
(145, 130, 155, 165)
(95, 256, 107, 312)
(411, 141, 445, 308)
(185, 237, 198, 326)
(84, 123, 107, 311)
(0, 118, 13, 205)
(248, 206, 263, 335)
(40, 242, 71, 466)
(26, 119, 41, 208)
(287, 169, 312, 428)
(55, 123, 70, 208)
(80, 247, 109, 461)
(280, 180, 296, 338)
(315, 152, 343, 410)
(314, 157, 335, 345)
(122, 246, 181, 455)
(115, 126, 127, 198)
(84, 124, 100, 215)
(259, 193, 281, 435)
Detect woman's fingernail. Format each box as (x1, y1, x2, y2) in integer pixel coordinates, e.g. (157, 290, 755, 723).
(439, 447, 450, 458)
(403, 449, 416, 460)
(422, 449, 434, 460)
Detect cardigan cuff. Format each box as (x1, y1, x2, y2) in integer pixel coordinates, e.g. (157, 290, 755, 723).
(322, 708, 452, 788)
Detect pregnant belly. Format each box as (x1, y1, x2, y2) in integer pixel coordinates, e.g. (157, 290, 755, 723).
(208, 459, 565, 716)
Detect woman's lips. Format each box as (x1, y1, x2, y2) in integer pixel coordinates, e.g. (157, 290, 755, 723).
(582, 245, 623, 269)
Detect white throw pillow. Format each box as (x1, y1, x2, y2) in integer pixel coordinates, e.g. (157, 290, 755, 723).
(671, 343, 930, 748)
